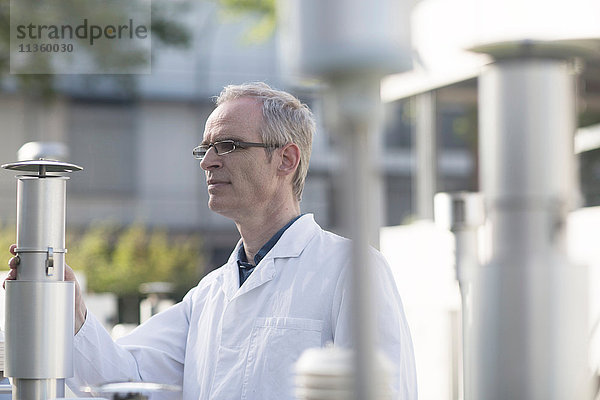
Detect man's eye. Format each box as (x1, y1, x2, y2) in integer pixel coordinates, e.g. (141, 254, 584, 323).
(217, 143, 235, 152)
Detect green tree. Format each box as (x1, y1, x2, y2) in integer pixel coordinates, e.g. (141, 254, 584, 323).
(0, 222, 15, 277)
(67, 222, 205, 301)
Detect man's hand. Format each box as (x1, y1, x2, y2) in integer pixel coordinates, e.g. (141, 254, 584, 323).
(6, 244, 88, 334)
(5, 244, 18, 284)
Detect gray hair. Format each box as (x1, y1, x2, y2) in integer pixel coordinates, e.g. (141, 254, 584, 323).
(215, 82, 315, 202)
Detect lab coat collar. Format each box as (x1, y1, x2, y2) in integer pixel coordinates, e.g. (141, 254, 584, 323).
(267, 213, 318, 259)
(222, 214, 319, 300)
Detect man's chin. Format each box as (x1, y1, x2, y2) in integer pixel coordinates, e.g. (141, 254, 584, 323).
(208, 200, 233, 217)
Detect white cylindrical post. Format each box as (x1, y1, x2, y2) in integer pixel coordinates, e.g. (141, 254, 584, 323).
(337, 78, 383, 400)
(473, 57, 591, 399)
(279, 0, 412, 398)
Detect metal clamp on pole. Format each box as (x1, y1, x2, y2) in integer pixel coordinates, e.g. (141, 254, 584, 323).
(46, 247, 54, 277)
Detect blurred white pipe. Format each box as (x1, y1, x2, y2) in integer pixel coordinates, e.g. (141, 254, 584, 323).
(278, 0, 412, 398)
(415, 92, 437, 221)
(474, 55, 591, 399)
(435, 191, 484, 400)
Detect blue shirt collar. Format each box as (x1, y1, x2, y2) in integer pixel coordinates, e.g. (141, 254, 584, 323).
(237, 214, 303, 266)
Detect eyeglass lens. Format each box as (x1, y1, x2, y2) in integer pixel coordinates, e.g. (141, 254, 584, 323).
(214, 142, 235, 154)
(194, 141, 236, 159)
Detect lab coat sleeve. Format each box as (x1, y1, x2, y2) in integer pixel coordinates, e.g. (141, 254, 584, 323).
(67, 291, 192, 398)
(331, 249, 418, 400)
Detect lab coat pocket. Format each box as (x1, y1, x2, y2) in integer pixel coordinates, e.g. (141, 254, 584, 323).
(241, 317, 323, 400)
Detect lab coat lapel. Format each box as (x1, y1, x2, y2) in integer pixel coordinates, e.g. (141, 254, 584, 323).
(235, 214, 320, 297)
(222, 242, 242, 301)
(269, 213, 319, 259)
(235, 257, 276, 298)
(224, 214, 320, 300)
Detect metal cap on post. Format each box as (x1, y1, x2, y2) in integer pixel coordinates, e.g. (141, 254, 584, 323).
(278, 0, 412, 81)
(3, 159, 82, 174)
(434, 192, 484, 233)
(2, 158, 82, 400)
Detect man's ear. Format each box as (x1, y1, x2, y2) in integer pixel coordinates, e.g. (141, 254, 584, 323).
(277, 143, 301, 177)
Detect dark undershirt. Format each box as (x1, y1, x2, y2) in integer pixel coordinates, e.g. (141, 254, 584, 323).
(236, 214, 303, 287)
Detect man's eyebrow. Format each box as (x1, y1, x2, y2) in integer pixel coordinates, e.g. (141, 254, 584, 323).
(201, 136, 244, 145)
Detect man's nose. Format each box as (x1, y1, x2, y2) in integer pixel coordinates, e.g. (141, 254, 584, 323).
(199, 146, 222, 171)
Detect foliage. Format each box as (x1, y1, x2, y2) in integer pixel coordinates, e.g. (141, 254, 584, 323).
(218, 0, 276, 43)
(66, 222, 205, 301)
(0, 222, 15, 270)
(0, 0, 280, 96)
(0, 221, 205, 301)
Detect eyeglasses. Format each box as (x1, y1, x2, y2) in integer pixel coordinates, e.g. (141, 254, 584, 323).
(192, 140, 275, 160)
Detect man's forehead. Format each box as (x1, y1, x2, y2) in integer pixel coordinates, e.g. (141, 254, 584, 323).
(203, 98, 262, 140)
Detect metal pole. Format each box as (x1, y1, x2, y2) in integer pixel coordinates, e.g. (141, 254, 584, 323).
(2, 160, 82, 400)
(435, 192, 484, 400)
(278, 0, 412, 397)
(335, 77, 382, 400)
(472, 54, 591, 399)
(415, 91, 437, 220)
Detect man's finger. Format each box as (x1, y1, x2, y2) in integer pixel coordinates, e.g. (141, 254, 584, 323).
(65, 265, 76, 281)
(3, 268, 17, 289)
(6, 245, 19, 289)
(8, 256, 20, 269)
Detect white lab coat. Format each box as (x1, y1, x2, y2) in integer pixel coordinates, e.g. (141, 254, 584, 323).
(67, 214, 417, 399)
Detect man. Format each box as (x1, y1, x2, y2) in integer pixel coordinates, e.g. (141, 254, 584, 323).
(7, 82, 417, 399)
